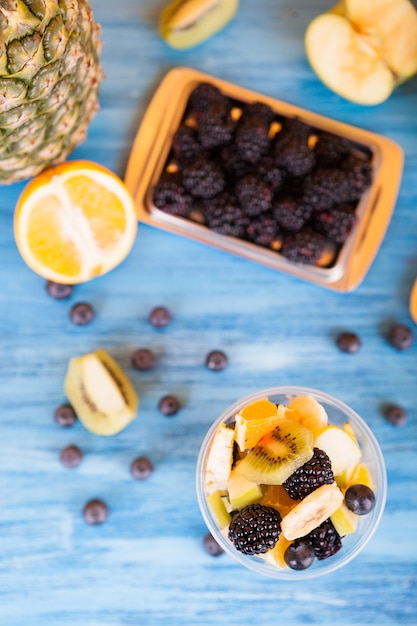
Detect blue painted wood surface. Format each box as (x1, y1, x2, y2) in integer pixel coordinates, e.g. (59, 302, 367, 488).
(1, 1, 416, 624)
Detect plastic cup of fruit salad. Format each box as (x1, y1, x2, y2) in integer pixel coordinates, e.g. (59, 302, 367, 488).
(196, 386, 387, 580)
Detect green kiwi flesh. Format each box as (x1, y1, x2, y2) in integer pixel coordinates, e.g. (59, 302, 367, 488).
(235, 418, 314, 485)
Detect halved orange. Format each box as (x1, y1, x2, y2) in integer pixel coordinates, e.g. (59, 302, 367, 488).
(410, 278, 417, 325)
(14, 160, 138, 284)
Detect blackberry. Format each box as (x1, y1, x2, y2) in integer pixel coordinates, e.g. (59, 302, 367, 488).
(219, 144, 252, 181)
(303, 169, 351, 211)
(278, 118, 312, 141)
(172, 125, 202, 163)
(314, 132, 353, 167)
(313, 204, 357, 244)
(304, 519, 342, 560)
(274, 132, 315, 177)
(235, 115, 270, 164)
(341, 153, 373, 201)
(246, 212, 282, 248)
(283, 448, 334, 500)
(243, 101, 276, 126)
(188, 83, 230, 118)
(257, 155, 284, 192)
(273, 194, 313, 232)
(280, 229, 326, 265)
(153, 172, 192, 217)
(228, 504, 282, 555)
(198, 114, 235, 149)
(203, 193, 250, 238)
(182, 156, 225, 198)
(235, 174, 273, 216)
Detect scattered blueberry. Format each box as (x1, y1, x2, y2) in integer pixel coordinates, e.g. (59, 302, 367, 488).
(387, 323, 413, 350)
(206, 350, 228, 371)
(203, 532, 224, 556)
(70, 302, 95, 326)
(284, 540, 315, 570)
(54, 404, 77, 427)
(345, 484, 376, 515)
(83, 499, 108, 525)
(60, 445, 83, 468)
(149, 306, 171, 328)
(158, 395, 180, 416)
(385, 404, 407, 427)
(336, 331, 361, 353)
(46, 281, 73, 300)
(131, 348, 156, 371)
(130, 456, 153, 480)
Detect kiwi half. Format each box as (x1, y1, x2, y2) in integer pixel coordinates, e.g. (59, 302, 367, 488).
(235, 419, 314, 485)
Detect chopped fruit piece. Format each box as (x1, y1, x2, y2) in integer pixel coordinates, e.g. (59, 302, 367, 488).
(14, 161, 138, 284)
(261, 485, 299, 517)
(64, 348, 139, 436)
(305, 0, 417, 105)
(239, 398, 279, 420)
(315, 425, 361, 479)
(271, 533, 293, 568)
(343, 421, 359, 446)
(228, 466, 264, 509)
(305, 519, 342, 560)
(347, 462, 374, 490)
(235, 403, 284, 452)
(410, 278, 417, 325)
(281, 483, 343, 541)
(236, 418, 314, 485)
(330, 503, 358, 536)
(283, 447, 334, 500)
(204, 424, 234, 494)
(284, 540, 315, 570)
(287, 395, 328, 438)
(160, 0, 239, 50)
(207, 491, 232, 528)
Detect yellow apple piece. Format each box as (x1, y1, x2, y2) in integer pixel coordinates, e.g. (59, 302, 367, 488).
(315, 425, 361, 479)
(228, 466, 263, 509)
(287, 395, 328, 439)
(207, 491, 232, 528)
(330, 502, 358, 536)
(305, 13, 395, 105)
(345, 0, 417, 82)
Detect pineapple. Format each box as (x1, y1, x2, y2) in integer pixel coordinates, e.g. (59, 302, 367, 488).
(0, 0, 103, 184)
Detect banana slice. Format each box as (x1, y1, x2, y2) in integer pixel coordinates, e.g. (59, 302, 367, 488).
(280, 483, 343, 540)
(64, 348, 139, 436)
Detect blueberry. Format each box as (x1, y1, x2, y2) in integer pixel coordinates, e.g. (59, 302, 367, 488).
(385, 404, 407, 427)
(203, 532, 224, 556)
(130, 456, 153, 480)
(131, 348, 156, 371)
(336, 331, 361, 353)
(54, 404, 77, 427)
(206, 350, 228, 371)
(345, 484, 376, 515)
(46, 281, 73, 300)
(83, 499, 108, 525)
(70, 302, 95, 326)
(284, 540, 315, 570)
(60, 445, 83, 468)
(387, 323, 413, 350)
(158, 394, 180, 416)
(149, 306, 171, 328)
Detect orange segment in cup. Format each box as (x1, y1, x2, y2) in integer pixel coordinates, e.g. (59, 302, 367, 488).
(14, 160, 138, 284)
(234, 398, 285, 451)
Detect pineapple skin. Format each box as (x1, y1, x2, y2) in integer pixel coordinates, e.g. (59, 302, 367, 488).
(0, 0, 104, 184)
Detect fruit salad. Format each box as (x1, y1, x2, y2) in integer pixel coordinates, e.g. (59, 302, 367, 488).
(202, 394, 377, 571)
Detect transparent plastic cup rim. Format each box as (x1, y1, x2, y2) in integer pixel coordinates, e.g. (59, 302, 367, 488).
(196, 386, 387, 580)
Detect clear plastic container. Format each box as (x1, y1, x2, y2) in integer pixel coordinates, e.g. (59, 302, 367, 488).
(196, 386, 387, 580)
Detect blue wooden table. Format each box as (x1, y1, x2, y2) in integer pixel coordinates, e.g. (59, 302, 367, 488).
(1, 1, 416, 624)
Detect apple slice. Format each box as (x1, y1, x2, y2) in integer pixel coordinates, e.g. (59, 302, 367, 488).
(228, 466, 263, 509)
(345, 0, 417, 82)
(305, 13, 395, 105)
(315, 425, 361, 480)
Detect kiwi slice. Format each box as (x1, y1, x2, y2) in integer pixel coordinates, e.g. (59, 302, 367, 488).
(235, 419, 314, 485)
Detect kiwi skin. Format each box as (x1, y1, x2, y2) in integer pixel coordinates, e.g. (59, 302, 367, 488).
(235, 419, 314, 485)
